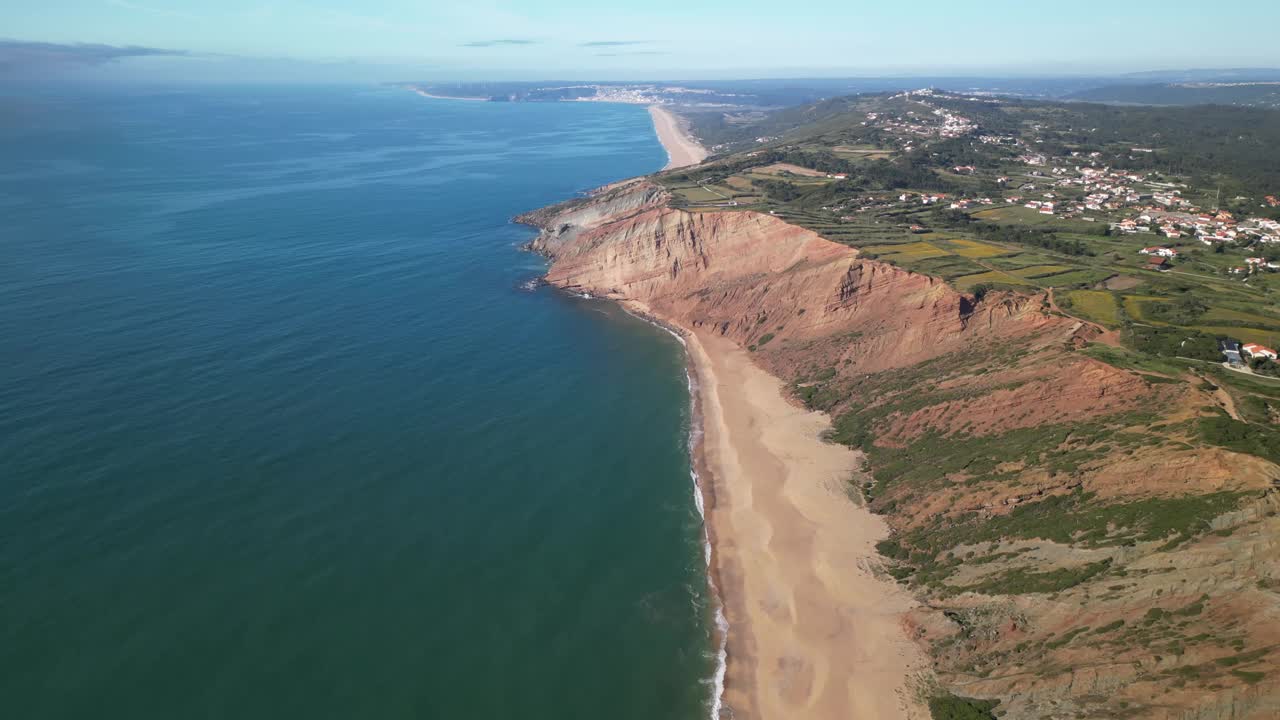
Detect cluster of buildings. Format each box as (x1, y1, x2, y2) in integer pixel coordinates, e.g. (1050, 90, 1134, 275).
(898, 192, 949, 205)
(561, 84, 722, 105)
(1239, 257, 1280, 273)
(1007, 157, 1280, 256)
(932, 107, 978, 138)
(890, 192, 997, 210)
(865, 91, 978, 143)
(949, 197, 995, 210)
(771, 91, 1280, 285)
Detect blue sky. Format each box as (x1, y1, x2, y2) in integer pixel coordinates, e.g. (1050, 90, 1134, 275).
(4, 1, 1280, 82)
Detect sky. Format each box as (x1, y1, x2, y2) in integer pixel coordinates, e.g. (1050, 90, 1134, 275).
(3, 1, 1280, 83)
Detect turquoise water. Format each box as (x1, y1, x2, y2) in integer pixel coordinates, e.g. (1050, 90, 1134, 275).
(0, 86, 715, 718)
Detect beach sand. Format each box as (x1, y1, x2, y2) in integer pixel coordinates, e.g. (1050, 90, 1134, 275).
(649, 106, 708, 170)
(683, 328, 927, 720)
(409, 88, 487, 102)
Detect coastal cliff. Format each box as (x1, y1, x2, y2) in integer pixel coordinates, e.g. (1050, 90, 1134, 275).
(519, 180, 1280, 720)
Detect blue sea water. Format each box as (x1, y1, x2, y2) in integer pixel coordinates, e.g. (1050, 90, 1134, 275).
(0, 86, 715, 718)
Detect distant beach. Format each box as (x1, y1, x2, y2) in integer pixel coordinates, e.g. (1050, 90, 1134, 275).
(403, 91, 708, 170)
(648, 106, 708, 170)
(408, 88, 488, 102)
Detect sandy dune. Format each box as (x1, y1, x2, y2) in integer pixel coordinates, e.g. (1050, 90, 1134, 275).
(685, 329, 927, 720)
(649, 106, 708, 170)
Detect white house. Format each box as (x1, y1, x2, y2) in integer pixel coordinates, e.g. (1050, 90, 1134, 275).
(1243, 343, 1278, 361)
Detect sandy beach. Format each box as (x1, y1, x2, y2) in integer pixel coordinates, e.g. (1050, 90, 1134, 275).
(649, 106, 708, 170)
(683, 328, 927, 720)
(409, 88, 488, 102)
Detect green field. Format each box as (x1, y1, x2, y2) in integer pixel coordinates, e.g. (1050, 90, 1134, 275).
(1030, 269, 1114, 288)
(672, 185, 728, 203)
(954, 269, 1035, 289)
(1013, 264, 1073, 278)
(943, 238, 1011, 258)
(863, 241, 951, 259)
(1064, 290, 1122, 327)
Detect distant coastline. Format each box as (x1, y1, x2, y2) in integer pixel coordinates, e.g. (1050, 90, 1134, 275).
(404, 84, 707, 171)
(408, 88, 488, 102)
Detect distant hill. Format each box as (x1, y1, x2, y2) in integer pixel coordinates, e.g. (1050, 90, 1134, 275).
(1068, 82, 1280, 108)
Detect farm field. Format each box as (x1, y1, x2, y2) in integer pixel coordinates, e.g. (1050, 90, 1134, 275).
(942, 238, 1011, 258)
(752, 162, 829, 177)
(1063, 290, 1121, 327)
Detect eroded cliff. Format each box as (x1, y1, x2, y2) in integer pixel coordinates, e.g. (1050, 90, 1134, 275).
(520, 180, 1280, 720)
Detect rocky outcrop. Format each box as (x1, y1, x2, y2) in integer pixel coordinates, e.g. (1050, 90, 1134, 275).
(517, 178, 668, 257)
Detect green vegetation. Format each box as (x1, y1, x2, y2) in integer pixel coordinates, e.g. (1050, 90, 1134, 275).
(1199, 416, 1280, 464)
(928, 694, 999, 720)
(1125, 327, 1222, 361)
(1231, 670, 1267, 684)
(1094, 619, 1126, 633)
(884, 488, 1242, 565)
(959, 561, 1113, 595)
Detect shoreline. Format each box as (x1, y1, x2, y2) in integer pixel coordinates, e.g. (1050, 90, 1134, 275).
(613, 298, 925, 719)
(407, 88, 489, 102)
(688, 328, 927, 719)
(599, 298, 732, 717)
(648, 106, 709, 170)
(404, 90, 707, 170)
(682, 326, 927, 720)
(619, 303, 730, 720)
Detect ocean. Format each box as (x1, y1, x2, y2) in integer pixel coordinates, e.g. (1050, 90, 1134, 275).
(0, 85, 717, 718)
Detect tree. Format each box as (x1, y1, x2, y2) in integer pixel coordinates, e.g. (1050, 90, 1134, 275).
(1251, 357, 1280, 378)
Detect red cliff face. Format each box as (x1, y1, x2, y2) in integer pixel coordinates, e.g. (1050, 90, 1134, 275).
(523, 181, 1280, 720)
(535, 182, 1143, 431)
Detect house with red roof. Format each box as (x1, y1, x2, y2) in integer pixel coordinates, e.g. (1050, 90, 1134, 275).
(1243, 343, 1278, 360)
